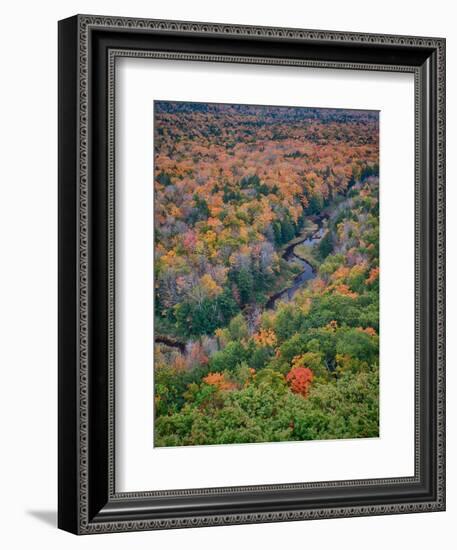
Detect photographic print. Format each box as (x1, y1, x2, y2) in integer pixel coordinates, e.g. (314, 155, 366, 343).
(154, 100, 380, 447)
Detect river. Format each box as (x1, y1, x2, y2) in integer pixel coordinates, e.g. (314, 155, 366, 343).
(155, 335, 186, 353)
(265, 219, 325, 309)
(156, 178, 374, 351)
(157, 216, 326, 351)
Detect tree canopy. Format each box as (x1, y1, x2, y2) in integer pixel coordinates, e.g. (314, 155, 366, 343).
(153, 101, 380, 446)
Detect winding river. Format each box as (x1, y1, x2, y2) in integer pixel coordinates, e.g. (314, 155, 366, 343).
(155, 335, 186, 353)
(265, 219, 325, 310)
(157, 216, 327, 351)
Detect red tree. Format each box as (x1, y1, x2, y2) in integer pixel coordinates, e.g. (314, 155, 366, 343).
(286, 367, 314, 398)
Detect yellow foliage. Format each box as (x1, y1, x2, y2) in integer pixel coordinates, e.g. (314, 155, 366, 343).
(253, 328, 277, 347)
(161, 249, 176, 267)
(169, 205, 182, 218)
(325, 320, 338, 332)
(200, 273, 222, 297)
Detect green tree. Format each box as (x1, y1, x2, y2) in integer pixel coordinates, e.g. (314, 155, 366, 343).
(217, 287, 240, 323)
(280, 216, 295, 243)
(228, 313, 248, 341)
(236, 268, 254, 304)
(209, 341, 247, 373)
(318, 231, 333, 260)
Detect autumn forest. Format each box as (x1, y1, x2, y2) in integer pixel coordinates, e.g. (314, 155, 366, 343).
(154, 101, 380, 447)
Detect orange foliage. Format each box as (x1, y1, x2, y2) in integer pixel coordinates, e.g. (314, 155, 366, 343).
(309, 278, 326, 293)
(203, 372, 236, 391)
(331, 266, 351, 282)
(357, 326, 377, 337)
(366, 266, 380, 285)
(286, 367, 314, 398)
(253, 328, 277, 347)
(333, 284, 358, 298)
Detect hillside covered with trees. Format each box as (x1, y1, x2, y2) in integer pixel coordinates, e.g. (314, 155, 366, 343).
(153, 101, 380, 446)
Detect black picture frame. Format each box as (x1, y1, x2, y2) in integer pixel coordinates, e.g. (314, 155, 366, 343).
(58, 14, 446, 534)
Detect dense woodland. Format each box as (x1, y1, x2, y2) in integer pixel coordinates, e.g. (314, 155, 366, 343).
(153, 101, 380, 446)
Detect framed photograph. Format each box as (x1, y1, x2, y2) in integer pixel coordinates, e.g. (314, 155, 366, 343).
(58, 14, 445, 534)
